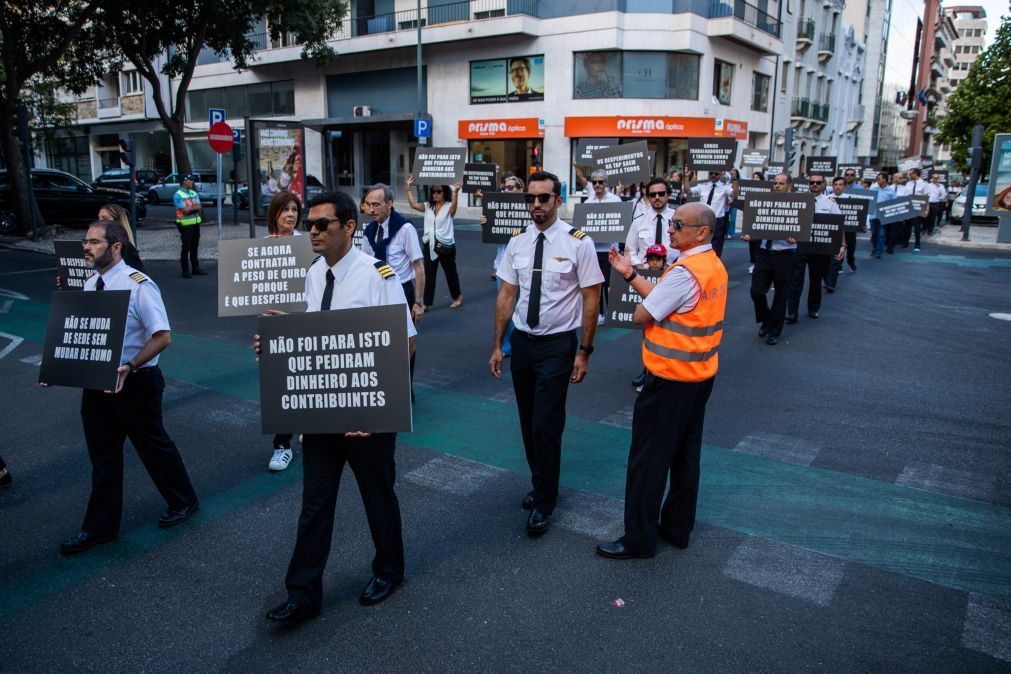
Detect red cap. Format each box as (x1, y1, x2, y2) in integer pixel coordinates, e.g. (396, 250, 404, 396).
(646, 243, 667, 258)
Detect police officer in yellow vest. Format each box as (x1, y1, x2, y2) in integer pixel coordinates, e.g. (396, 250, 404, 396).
(596, 202, 728, 559)
(174, 174, 206, 278)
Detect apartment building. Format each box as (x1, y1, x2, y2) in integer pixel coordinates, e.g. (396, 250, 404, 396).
(844, 0, 892, 163)
(946, 5, 987, 88)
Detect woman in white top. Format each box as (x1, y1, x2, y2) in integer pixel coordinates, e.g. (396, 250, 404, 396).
(263, 190, 303, 472)
(406, 176, 463, 309)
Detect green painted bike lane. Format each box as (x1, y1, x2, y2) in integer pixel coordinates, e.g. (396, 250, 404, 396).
(1, 296, 1009, 620)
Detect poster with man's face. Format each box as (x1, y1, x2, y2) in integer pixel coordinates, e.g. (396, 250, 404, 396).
(252, 121, 305, 217)
(470, 55, 544, 104)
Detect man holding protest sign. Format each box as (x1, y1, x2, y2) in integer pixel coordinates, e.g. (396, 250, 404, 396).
(489, 171, 603, 537)
(587, 168, 623, 326)
(257, 191, 416, 626)
(625, 177, 679, 268)
(596, 202, 727, 559)
(785, 173, 842, 323)
(57, 220, 199, 555)
(690, 171, 736, 257)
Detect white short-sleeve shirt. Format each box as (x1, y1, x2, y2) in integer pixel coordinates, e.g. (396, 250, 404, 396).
(625, 205, 679, 266)
(691, 181, 734, 218)
(360, 217, 423, 282)
(497, 219, 604, 335)
(84, 260, 170, 367)
(641, 244, 710, 319)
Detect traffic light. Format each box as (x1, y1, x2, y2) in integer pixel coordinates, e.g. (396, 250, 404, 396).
(118, 139, 135, 167)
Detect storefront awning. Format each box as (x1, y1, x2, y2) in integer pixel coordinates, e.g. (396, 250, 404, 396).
(458, 118, 544, 139)
(564, 116, 748, 140)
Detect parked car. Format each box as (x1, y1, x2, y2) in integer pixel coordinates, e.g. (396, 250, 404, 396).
(146, 171, 221, 204)
(233, 174, 324, 211)
(950, 183, 998, 226)
(92, 168, 160, 191)
(0, 168, 146, 234)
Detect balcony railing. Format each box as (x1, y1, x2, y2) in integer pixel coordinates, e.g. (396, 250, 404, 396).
(250, 0, 537, 48)
(791, 97, 810, 118)
(708, 0, 781, 38)
(98, 97, 120, 110)
(818, 33, 835, 55)
(797, 18, 815, 42)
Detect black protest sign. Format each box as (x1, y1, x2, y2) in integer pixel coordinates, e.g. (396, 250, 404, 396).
(835, 196, 869, 232)
(572, 201, 635, 242)
(740, 149, 769, 168)
(733, 179, 774, 209)
(686, 138, 737, 172)
(257, 305, 412, 434)
(876, 197, 917, 225)
(897, 155, 922, 173)
(40, 290, 129, 390)
(591, 141, 650, 185)
(217, 236, 315, 317)
(742, 192, 814, 241)
(54, 240, 96, 290)
(798, 213, 844, 255)
(843, 186, 877, 219)
(575, 138, 617, 163)
(793, 182, 810, 193)
(807, 156, 837, 178)
(411, 147, 466, 186)
(462, 163, 498, 193)
(930, 169, 948, 185)
(482, 192, 530, 244)
(861, 166, 879, 181)
(910, 194, 930, 216)
(606, 267, 662, 329)
(765, 163, 785, 179)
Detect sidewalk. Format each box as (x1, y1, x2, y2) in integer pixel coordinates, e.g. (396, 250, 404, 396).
(926, 221, 1011, 251)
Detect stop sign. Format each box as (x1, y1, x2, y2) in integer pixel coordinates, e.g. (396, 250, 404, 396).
(208, 122, 234, 153)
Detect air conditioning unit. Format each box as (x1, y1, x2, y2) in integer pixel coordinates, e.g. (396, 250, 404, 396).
(353, 105, 373, 117)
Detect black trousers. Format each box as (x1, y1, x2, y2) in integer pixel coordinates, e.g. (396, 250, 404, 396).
(510, 329, 577, 515)
(596, 251, 610, 316)
(886, 219, 905, 253)
(284, 432, 404, 607)
(80, 366, 198, 535)
(622, 374, 714, 554)
(900, 217, 923, 248)
(402, 280, 417, 381)
(787, 252, 831, 317)
(711, 216, 728, 257)
(176, 223, 201, 270)
(927, 203, 943, 234)
(750, 248, 795, 338)
(826, 231, 857, 289)
(748, 239, 760, 264)
(422, 242, 461, 305)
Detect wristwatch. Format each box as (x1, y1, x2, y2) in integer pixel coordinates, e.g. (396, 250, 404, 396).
(125, 361, 138, 375)
(579, 344, 595, 356)
(414, 301, 424, 307)
(623, 269, 638, 283)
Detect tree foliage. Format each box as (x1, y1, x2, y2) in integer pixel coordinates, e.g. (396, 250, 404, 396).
(105, 0, 348, 174)
(937, 14, 1011, 173)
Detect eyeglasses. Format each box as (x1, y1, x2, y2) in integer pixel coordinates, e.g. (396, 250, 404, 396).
(502, 184, 518, 191)
(430, 189, 443, 194)
(591, 180, 606, 185)
(809, 180, 825, 185)
(671, 220, 703, 232)
(305, 217, 342, 232)
(81, 238, 107, 247)
(647, 191, 668, 198)
(524, 193, 555, 204)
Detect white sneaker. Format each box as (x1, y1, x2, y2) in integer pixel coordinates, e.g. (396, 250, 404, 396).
(748, 264, 754, 274)
(269, 447, 293, 471)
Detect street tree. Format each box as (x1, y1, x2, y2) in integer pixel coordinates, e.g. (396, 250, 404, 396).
(105, 0, 349, 175)
(0, 1, 110, 234)
(937, 14, 1011, 173)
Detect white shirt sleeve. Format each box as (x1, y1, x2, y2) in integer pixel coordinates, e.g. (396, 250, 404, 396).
(135, 281, 171, 334)
(575, 238, 605, 288)
(402, 224, 423, 262)
(641, 266, 701, 320)
(496, 238, 519, 285)
(360, 233, 374, 255)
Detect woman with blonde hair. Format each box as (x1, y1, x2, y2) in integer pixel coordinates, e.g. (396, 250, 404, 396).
(98, 203, 145, 272)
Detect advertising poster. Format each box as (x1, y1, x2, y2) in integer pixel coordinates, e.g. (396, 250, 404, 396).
(250, 120, 305, 218)
(471, 55, 544, 104)
(987, 134, 1011, 217)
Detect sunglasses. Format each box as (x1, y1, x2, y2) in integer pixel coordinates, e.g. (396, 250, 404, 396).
(430, 189, 443, 194)
(524, 193, 555, 204)
(647, 191, 668, 198)
(671, 219, 702, 232)
(809, 180, 825, 185)
(304, 217, 342, 232)
(591, 180, 606, 185)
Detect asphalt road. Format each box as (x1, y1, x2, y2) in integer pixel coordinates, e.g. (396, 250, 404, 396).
(1, 230, 1009, 671)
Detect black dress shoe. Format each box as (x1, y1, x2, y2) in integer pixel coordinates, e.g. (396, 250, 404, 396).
(521, 490, 535, 510)
(359, 576, 401, 606)
(191, 267, 208, 276)
(808, 311, 819, 319)
(758, 326, 769, 338)
(158, 501, 199, 528)
(266, 601, 320, 625)
(784, 315, 797, 325)
(526, 508, 549, 536)
(825, 287, 834, 294)
(766, 335, 779, 346)
(60, 531, 117, 555)
(595, 540, 653, 559)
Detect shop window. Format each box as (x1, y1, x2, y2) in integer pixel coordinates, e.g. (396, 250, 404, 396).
(752, 73, 770, 112)
(573, 51, 699, 100)
(622, 52, 667, 99)
(667, 53, 699, 100)
(573, 52, 622, 99)
(714, 60, 734, 106)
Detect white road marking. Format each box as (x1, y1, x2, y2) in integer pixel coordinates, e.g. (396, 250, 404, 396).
(403, 455, 506, 496)
(552, 489, 624, 540)
(733, 432, 823, 467)
(962, 593, 1011, 662)
(0, 332, 24, 361)
(723, 536, 845, 607)
(0, 300, 12, 314)
(989, 312, 1011, 322)
(0, 289, 29, 300)
(19, 354, 41, 365)
(599, 405, 635, 429)
(487, 389, 515, 404)
(896, 461, 996, 502)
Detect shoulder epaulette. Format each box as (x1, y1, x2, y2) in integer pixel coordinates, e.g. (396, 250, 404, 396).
(373, 260, 396, 280)
(311, 255, 322, 265)
(512, 226, 527, 237)
(568, 227, 587, 240)
(128, 271, 149, 284)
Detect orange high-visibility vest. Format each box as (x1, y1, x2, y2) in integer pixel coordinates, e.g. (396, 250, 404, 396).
(641, 249, 728, 382)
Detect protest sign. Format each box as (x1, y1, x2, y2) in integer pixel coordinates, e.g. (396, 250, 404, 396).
(861, 166, 879, 181)
(572, 202, 634, 243)
(591, 141, 650, 185)
(257, 305, 412, 434)
(797, 213, 844, 255)
(54, 240, 95, 290)
(39, 290, 129, 390)
(218, 236, 315, 317)
(843, 186, 877, 219)
(876, 197, 917, 225)
(742, 192, 814, 241)
(807, 156, 837, 178)
(411, 148, 466, 186)
(686, 138, 737, 172)
(606, 268, 662, 328)
(462, 163, 498, 193)
(898, 155, 922, 173)
(930, 169, 948, 185)
(733, 179, 774, 209)
(835, 196, 869, 232)
(481, 192, 530, 244)
(740, 149, 769, 168)
(910, 194, 930, 216)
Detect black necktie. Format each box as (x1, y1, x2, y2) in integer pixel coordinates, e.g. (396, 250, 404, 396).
(527, 233, 545, 329)
(95, 276, 105, 291)
(765, 239, 772, 250)
(655, 214, 663, 244)
(378, 224, 384, 241)
(321, 269, 334, 311)
(707, 185, 716, 205)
